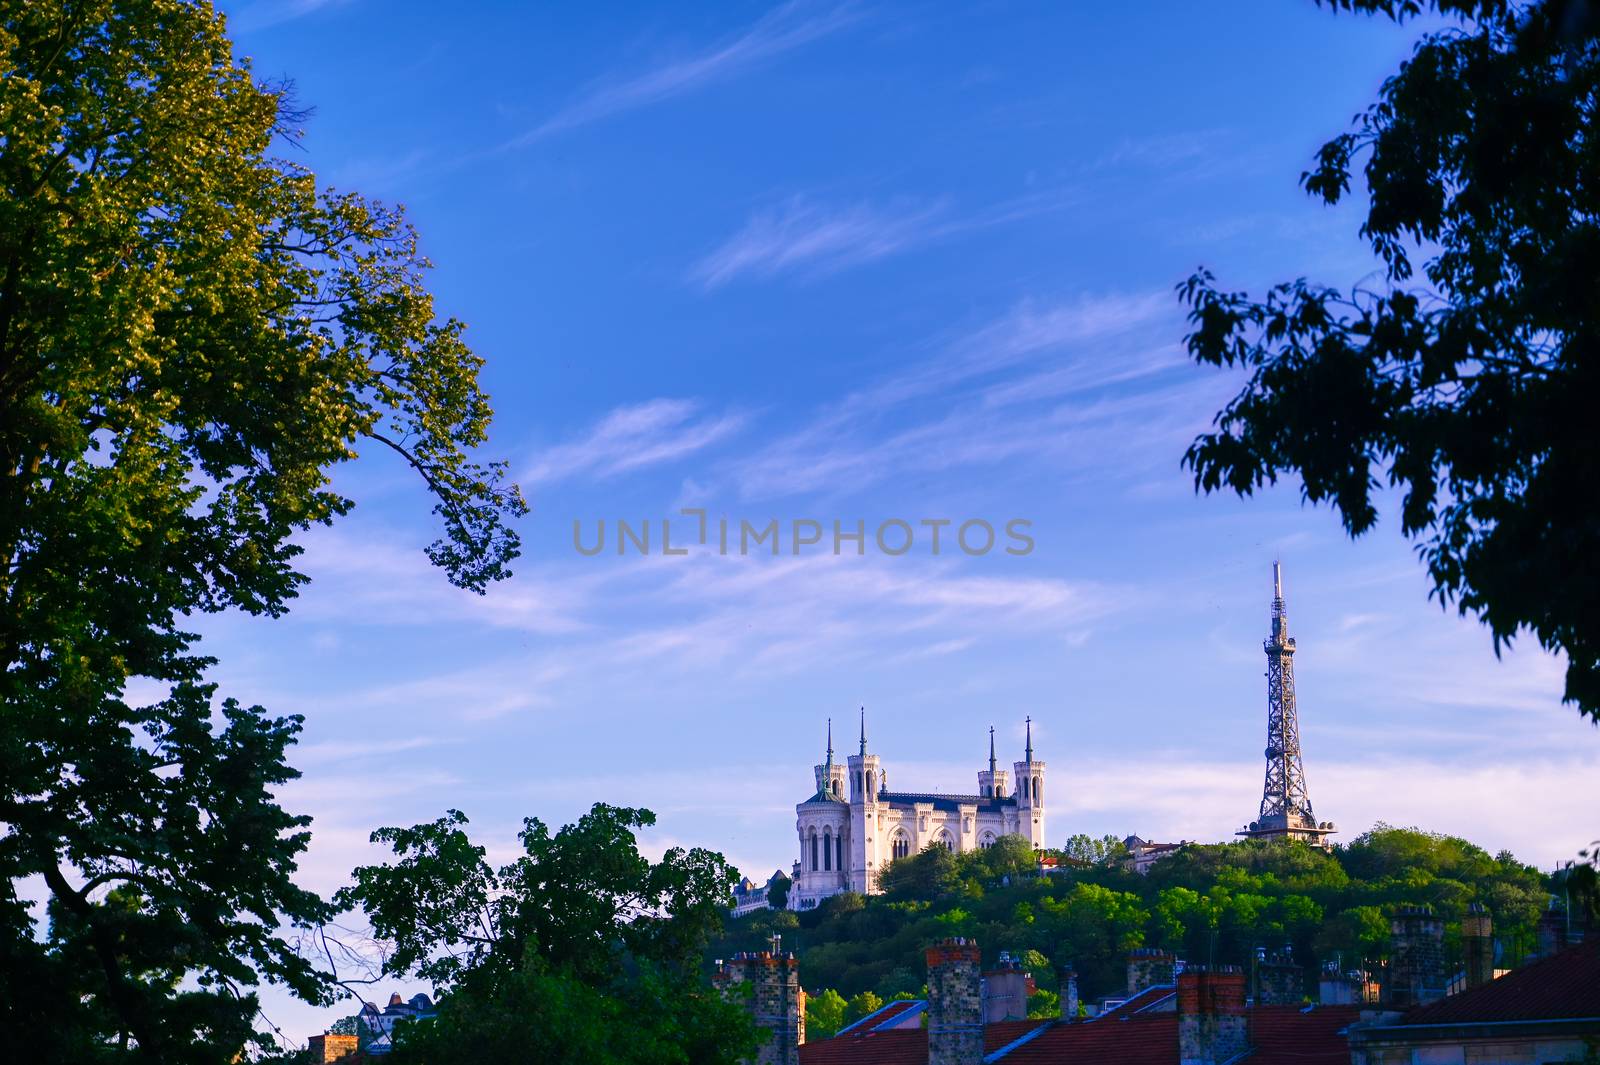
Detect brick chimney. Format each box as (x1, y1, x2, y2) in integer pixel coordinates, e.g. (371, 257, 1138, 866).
(1177, 966, 1249, 1065)
(1255, 947, 1302, 1005)
(1127, 947, 1179, 994)
(1057, 961, 1080, 1019)
(713, 951, 804, 1064)
(925, 937, 984, 1065)
(1387, 906, 1446, 1007)
(1462, 902, 1494, 989)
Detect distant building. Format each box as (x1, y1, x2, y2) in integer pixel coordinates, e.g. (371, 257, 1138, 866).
(355, 992, 437, 1055)
(731, 870, 787, 917)
(791, 714, 1046, 911)
(306, 1033, 358, 1063)
(1121, 836, 1186, 875)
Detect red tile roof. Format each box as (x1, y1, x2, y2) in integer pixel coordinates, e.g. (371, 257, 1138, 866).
(798, 1019, 1044, 1065)
(1097, 984, 1176, 1019)
(797, 1006, 1360, 1064)
(1249, 1005, 1362, 1065)
(1396, 939, 1600, 1026)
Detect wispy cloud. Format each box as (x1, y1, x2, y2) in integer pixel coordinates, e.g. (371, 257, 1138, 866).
(723, 292, 1196, 499)
(691, 187, 1079, 289)
(524, 398, 747, 487)
(692, 196, 948, 288)
(505, 1, 859, 148)
(228, 0, 353, 33)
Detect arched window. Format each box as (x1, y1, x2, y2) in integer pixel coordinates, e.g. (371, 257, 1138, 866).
(809, 830, 818, 871)
(823, 828, 832, 871)
(934, 830, 954, 852)
(866, 771, 874, 796)
(836, 834, 844, 872)
(979, 832, 996, 850)
(1034, 776, 1042, 804)
(1021, 776, 1029, 800)
(890, 832, 909, 860)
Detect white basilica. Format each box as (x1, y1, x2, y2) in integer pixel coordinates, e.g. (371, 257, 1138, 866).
(789, 712, 1046, 910)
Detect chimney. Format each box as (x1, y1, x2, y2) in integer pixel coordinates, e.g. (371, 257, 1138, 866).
(926, 937, 984, 1065)
(1057, 962, 1080, 1019)
(713, 951, 804, 1064)
(1255, 947, 1302, 1005)
(1318, 962, 1378, 1006)
(1462, 903, 1494, 989)
(1178, 966, 1249, 1065)
(982, 951, 1033, 1023)
(1127, 947, 1179, 994)
(1388, 906, 1446, 1007)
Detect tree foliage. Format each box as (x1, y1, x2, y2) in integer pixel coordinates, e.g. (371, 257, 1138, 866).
(0, 1, 523, 1058)
(713, 828, 1553, 1010)
(338, 804, 758, 1065)
(1180, 0, 1600, 718)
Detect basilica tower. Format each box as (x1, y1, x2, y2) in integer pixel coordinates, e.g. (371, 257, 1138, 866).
(846, 708, 881, 893)
(1012, 716, 1046, 848)
(1237, 562, 1336, 848)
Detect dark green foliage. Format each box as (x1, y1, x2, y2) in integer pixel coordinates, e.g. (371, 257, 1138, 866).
(339, 804, 760, 1065)
(710, 828, 1551, 1011)
(0, 0, 523, 1059)
(1181, 0, 1600, 718)
(768, 872, 792, 911)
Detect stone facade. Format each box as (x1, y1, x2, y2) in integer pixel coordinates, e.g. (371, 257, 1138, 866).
(713, 951, 805, 1065)
(791, 716, 1045, 910)
(1177, 966, 1249, 1065)
(1127, 947, 1179, 995)
(1256, 949, 1303, 1005)
(1462, 903, 1495, 990)
(1389, 906, 1446, 1007)
(306, 1034, 358, 1063)
(926, 938, 984, 1065)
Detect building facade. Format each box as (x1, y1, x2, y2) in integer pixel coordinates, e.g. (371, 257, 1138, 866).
(790, 715, 1045, 910)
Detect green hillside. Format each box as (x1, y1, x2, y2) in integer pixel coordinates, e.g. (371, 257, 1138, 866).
(709, 826, 1564, 1035)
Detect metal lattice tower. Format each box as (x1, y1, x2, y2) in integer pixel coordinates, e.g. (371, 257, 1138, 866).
(1239, 562, 1335, 847)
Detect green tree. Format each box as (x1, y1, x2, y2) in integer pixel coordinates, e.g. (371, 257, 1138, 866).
(338, 804, 757, 1065)
(767, 872, 792, 911)
(844, 990, 884, 1026)
(1179, 0, 1600, 718)
(0, 0, 525, 1060)
(879, 844, 962, 899)
(805, 988, 849, 1040)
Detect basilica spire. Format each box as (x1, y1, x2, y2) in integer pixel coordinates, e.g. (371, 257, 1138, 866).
(858, 706, 867, 756)
(817, 718, 834, 800)
(988, 725, 997, 775)
(1025, 715, 1033, 763)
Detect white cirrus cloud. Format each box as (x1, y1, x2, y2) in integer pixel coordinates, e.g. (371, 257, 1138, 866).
(505, 0, 860, 147)
(524, 398, 747, 487)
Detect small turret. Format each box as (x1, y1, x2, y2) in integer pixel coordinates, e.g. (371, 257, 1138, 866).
(977, 725, 1010, 798)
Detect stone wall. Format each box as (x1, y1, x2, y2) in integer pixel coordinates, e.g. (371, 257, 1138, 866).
(1177, 966, 1248, 1065)
(1389, 907, 1446, 1007)
(1462, 902, 1494, 990)
(1256, 950, 1303, 1005)
(714, 951, 804, 1065)
(926, 937, 984, 1065)
(1127, 947, 1179, 995)
(306, 1034, 358, 1063)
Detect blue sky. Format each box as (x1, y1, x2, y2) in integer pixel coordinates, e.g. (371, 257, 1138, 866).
(210, 0, 1597, 1039)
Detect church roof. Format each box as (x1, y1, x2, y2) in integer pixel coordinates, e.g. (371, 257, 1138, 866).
(879, 790, 1017, 813)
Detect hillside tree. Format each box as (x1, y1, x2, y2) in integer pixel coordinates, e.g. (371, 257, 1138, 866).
(0, 1, 524, 1060)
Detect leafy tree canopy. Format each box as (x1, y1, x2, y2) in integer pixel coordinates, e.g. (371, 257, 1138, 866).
(338, 804, 759, 1065)
(0, 0, 523, 1059)
(1179, 0, 1600, 718)
(712, 828, 1553, 1011)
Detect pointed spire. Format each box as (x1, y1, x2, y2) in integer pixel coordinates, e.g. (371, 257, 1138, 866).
(818, 718, 835, 800)
(859, 706, 867, 756)
(988, 725, 997, 775)
(1271, 561, 1289, 643)
(1025, 715, 1033, 763)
